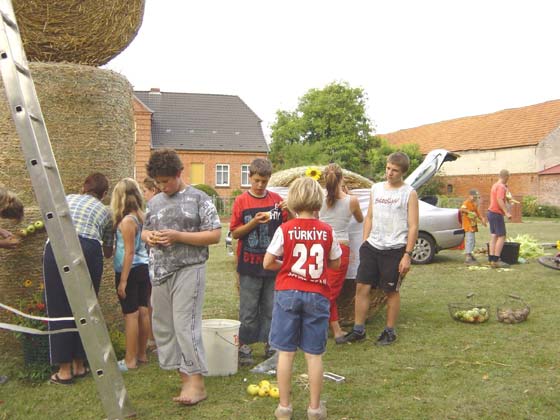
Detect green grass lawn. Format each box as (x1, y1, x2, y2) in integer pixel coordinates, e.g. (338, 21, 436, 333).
(1, 219, 560, 419)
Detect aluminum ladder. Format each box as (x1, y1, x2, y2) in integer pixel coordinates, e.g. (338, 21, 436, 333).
(0, 1, 135, 418)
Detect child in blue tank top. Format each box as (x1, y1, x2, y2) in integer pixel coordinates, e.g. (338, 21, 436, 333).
(110, 178, 151, 371)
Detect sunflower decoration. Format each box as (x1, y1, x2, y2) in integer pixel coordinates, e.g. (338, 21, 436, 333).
(305, 166, 322, 181)
(22, 279, 33, 288)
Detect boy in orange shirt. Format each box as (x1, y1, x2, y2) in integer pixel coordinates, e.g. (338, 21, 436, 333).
(460, 189, 486, 264)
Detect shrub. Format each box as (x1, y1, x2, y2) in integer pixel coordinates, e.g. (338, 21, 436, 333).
(193, 184, 224, 213)
(522, 196, 560, 218)
(522, 196, 538, 217)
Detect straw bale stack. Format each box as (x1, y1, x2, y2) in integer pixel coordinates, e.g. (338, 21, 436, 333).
(0, 62, 135, 352)
(13, 0, 145, 66)
(269, 166, 386, 324)
(269, 165, 373, 189)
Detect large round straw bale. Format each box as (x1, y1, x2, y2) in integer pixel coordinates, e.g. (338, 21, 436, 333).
(13, 0, 145, 66)
(268, 166, 373, 190)
(0, 62, 135, 353)
(0, 62, 135, 204)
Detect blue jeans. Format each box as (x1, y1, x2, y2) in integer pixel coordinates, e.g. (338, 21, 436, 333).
(269, 290, 330, 355)
(238, 274, 275, 344)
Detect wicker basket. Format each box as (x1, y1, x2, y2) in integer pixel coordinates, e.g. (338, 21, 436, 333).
(497, 295, 530, 324)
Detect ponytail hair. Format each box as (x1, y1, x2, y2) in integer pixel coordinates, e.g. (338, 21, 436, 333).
(325, 163, 343, 208)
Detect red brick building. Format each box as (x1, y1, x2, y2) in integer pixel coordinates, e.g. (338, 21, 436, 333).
(133, 89, 269, 196)
(381, 100, 560, 207)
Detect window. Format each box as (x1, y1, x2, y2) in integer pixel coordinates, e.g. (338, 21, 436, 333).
(216, 164, 230, 187)
(241, 164, 250, 187)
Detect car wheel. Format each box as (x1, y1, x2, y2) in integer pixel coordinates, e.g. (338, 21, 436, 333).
(412, 232, 436, 264)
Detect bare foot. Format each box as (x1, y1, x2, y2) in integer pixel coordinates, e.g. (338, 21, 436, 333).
(172, 393, 207, 406)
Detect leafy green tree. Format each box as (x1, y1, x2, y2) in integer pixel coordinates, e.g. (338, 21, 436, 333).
(269, 81, 422, 180)
(365, 138, 422, 181)
(270, 81, 374, 173)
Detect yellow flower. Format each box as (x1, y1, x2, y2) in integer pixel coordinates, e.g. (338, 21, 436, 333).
(22, 279, 33, 288)
(305, 167, 322, 181)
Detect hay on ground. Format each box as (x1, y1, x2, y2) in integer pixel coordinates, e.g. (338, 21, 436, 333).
(269, 166, 373, 190)
(13, 0, 145, 66)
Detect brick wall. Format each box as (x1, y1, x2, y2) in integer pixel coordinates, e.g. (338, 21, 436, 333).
(176, 150, 268, 196)
(436, 173, 531, 222)
(133, 99, 152, 183)
(538, 174, 560, 206)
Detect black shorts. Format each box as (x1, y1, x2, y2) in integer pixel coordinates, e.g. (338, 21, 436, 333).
(355, 242, 405, 293)
(115, 264, 150, 314)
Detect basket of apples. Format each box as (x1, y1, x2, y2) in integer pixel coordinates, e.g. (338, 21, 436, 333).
(448, 293, 490, 324)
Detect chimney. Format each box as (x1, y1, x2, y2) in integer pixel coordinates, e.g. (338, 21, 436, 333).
(149, 87, 161, 94)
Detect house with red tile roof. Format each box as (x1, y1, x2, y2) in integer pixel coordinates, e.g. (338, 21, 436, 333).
(381, 100, 560, 206)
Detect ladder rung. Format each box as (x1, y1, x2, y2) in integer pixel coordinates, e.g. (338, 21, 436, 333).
(29, 113, 43, 123)
(0, 12, 18, 31)
(14, 61, 29, 76)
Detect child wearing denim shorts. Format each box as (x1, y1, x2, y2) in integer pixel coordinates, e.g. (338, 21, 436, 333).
(264, 177, 342, 420)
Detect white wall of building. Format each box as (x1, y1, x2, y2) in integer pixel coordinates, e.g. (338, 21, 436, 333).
(536, 127, 560, 171)
(441, 147, 537, 176)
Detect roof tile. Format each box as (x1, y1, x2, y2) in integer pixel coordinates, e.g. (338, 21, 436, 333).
(381, 100, 560, 154)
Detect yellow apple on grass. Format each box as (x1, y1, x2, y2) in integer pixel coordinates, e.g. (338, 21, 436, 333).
(269, 387, 280, 398)
(246, 384, 259, 396)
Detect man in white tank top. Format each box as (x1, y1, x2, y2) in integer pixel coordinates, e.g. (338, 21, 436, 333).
(339, 152, 419, 346)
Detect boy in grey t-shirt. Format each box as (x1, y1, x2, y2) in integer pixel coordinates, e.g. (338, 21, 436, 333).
(142, 149, 221, 406)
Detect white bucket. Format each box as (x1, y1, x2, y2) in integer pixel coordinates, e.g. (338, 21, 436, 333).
(202, 319, 241, 376)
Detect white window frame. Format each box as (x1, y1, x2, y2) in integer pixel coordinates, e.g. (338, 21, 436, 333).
(215, 164, 230, 187)
(241, 164, 251, 187)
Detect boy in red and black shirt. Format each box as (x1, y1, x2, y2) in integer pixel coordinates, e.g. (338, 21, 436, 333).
(264, 177, 341, 420)
(230, 158, 287, 365)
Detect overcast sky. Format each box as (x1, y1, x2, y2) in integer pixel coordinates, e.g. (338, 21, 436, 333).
(105, 0, 560, 138)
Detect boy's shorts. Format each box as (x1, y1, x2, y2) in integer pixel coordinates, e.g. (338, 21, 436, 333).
(487, 210, 506, 236)
(355, 242, 405, 293)
(269, 290, 329, 355)
(115, 264, 150, 314)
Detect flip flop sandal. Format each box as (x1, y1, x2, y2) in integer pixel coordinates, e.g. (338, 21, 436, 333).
(50, 373, 74, 385)
(74, 367, 91, 379)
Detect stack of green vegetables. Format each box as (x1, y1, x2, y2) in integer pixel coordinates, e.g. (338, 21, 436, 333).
(507, 234, 545, 259)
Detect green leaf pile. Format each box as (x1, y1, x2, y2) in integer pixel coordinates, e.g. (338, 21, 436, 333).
(507, 234, 545, 259)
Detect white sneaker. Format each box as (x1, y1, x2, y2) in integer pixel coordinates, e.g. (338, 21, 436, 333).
(307, 401, 327, 420)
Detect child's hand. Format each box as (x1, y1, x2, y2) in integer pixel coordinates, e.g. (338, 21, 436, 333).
(146, 231, 161, 247)
(0, 236, 20, 249)
(279, 200, 288, 211)
(157, 229, 178, 246)
(481, 219, 488, 227)
(117, 281, 127, 300)
(254, 212, 271, 224)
